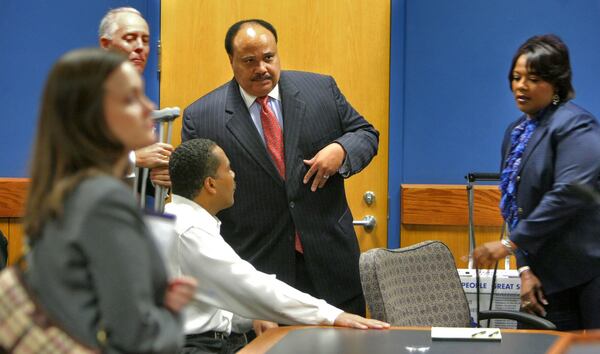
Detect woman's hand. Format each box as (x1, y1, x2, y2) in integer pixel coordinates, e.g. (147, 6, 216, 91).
(333, 313, 390, 329)
(164, 276, 197, 313)
(473, 241, 510, 269)
(519, 270, 548, 317)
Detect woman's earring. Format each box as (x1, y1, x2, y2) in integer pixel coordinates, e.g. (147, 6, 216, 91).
(552, 94, 560, 105)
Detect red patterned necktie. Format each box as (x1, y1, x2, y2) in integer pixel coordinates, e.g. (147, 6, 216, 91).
(256, 96, 303, 253)
(257, 96, 285, 178)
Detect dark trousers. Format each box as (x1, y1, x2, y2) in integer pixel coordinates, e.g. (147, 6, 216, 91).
(180, 332, 249, 354)
(294, 252, 366, 317)
(519, 275, 600, 331)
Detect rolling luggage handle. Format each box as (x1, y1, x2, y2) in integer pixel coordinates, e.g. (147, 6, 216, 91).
(465, 172, 501, 269)
(136, 107, 181, 212)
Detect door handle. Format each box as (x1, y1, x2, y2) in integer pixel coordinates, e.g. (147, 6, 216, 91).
(353, 215, 376, 232)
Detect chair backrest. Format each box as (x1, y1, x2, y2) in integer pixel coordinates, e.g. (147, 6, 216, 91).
(359, 240, 471, 327)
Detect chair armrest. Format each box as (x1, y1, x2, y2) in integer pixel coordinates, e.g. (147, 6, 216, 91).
(478, 310, 556, 330)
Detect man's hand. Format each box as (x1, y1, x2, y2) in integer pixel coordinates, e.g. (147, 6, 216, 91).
(135, 143, 173, 169)
(303, 143, 346, 192)
(520, 270, 548, 317)
(333, 312, 390, 330)
(164, 276, 197, 313)
(150, 166, 171, 188)
(253, 320, 279, 336)
(473, 241, 510, 269)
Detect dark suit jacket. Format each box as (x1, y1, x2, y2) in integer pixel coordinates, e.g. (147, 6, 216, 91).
(502, 102, 600, 294)
(182, 70, 379, 305)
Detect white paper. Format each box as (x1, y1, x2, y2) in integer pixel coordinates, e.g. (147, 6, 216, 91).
(144, 212, 177, 277)
(431, 327, 502, 341)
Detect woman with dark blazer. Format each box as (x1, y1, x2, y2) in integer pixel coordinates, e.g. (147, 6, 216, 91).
(474, 34, 600, 330)
(24, 48, 196, 352)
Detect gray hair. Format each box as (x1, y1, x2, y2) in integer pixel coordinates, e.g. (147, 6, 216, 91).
(98, 7, 143, 39)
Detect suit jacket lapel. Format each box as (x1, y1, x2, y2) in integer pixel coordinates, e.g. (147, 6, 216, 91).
(279, 73, 306, 182)
(224, 80, 283, 185)
(517, 108, 554, 174)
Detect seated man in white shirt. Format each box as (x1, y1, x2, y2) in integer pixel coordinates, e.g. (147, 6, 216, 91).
(166, 138, 389, 354)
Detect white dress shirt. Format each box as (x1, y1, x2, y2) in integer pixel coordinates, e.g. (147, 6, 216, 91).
(165, 195, 343, 335)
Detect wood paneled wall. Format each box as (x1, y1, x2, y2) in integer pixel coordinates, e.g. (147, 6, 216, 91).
(400, 184, 515, 269)
(0, 178, 27, 265)
(1, 181, 513, 269)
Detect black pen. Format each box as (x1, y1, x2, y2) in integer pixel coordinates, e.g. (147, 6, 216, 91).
(488, 330, 500, 337)
(471, 330, 487, 337)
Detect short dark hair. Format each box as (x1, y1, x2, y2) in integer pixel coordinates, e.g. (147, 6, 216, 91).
(169, 139, 220, 200)
(224, 19, 278, 56)
(508, 34, 575, 102)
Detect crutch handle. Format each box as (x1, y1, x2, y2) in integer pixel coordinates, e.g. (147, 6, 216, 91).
(465, 172, 500, 183)
(152, 107, 180, 122)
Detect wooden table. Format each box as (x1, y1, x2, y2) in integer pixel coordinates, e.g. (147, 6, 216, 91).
(239, 326, 567, 354)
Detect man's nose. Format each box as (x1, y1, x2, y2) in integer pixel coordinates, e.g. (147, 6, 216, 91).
(257, 61, 268, 73)
(133, 38, 144, 51)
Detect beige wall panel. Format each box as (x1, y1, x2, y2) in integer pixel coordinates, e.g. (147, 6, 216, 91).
(7, 219, 24, 265)
(0, 219, 8, 237)
(401, 224, 517, 269)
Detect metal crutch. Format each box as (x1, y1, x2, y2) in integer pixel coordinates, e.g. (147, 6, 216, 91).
(137, 107, 181, 212)
(465, 172, 500, 269)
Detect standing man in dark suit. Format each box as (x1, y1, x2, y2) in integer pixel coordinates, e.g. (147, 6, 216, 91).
(182, 19, 378, 315)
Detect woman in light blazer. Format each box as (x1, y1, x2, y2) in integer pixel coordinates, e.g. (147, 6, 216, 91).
(24, 48, 196, 352)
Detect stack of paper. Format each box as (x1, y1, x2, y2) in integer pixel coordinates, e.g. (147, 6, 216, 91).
(431, 327, 502, 341)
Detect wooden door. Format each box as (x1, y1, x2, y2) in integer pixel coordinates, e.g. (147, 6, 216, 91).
(161, 0, 389, 251)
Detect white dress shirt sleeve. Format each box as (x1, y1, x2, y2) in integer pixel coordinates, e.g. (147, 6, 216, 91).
(176, 224, 343, 325)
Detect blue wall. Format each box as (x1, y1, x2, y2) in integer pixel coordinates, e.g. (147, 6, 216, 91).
(388, 0, 600, 247)
(2, 1, 600, 248)
(0, 0, 159, 177)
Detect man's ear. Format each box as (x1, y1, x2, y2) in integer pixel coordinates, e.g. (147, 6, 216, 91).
(228, 54, 234, 65)
(203, 176, 217, 195)
(99, 37, 112, 49)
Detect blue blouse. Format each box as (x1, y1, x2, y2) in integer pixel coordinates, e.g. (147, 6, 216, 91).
(499, 118, 539, 230)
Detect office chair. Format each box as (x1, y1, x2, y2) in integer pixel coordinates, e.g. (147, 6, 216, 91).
(359, 240, 555, 329)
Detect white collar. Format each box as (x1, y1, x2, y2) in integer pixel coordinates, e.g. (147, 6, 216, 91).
(169, 194, 221, 229)
(239, 83, 281, 109)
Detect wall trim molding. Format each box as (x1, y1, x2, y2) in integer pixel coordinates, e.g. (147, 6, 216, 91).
(0, 178, 28, 218)
(401, 184, 502, 226)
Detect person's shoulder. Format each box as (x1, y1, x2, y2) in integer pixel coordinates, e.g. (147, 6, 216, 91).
(72, 175, 134, 209)
(164, 199, 204, 234)
(185, 79, 235, 110)
(548, 101, 600, 137)
(280, 70, 337, 94)
(59, 175, 138, 236)
(78, 175, 128, 195)
(560, 101, 595, 117)
(552, 101, 598, 125)
(282, 70, 331, 82)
